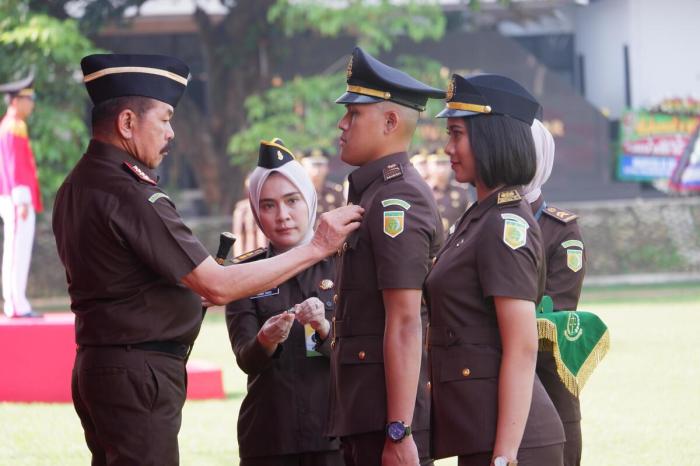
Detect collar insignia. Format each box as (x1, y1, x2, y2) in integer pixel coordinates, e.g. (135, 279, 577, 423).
(383, 163, 403, 182)
(497, 190, 521, 205)
(123, 161, 157, 186)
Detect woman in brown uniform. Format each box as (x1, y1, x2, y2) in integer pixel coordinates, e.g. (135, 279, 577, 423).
(226, 139, 343, 466)
(524, 119, 586, 466)
(425, 74, 565, 466)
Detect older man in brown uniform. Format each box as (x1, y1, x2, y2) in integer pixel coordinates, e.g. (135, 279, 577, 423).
(323, 47, 444, 466)
(52, 54, 362, 466)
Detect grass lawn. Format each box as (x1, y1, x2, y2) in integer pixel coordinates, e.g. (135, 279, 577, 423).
(1, 283, 699, 465)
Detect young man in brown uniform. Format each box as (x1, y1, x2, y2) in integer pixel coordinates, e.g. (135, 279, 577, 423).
(52, 54, 362, 466)
(525, 119, 586, 466)
(323, 47, 444, 466)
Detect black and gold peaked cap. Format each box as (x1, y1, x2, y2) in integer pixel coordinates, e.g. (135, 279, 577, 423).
(436, 74, 540, 125)
(81, 54, 190, 107)
(0, 73, 35, 98)
(336, 47, 445, 112)
(258, 138, 296, 169)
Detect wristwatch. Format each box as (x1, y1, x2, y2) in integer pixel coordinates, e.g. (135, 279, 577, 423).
(493, 457, 518, 466)
(385, 421, 412, 442)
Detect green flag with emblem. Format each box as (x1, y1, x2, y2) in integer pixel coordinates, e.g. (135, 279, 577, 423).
(536, 297, 610, 396)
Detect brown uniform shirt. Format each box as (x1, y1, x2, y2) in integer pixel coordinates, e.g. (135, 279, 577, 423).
(225, 248, 340, 458)
(533, 195, 586, 424)
(326, 152, 443, 438)
(424, 187, 565, 459)
(316, 180, 346, 216)
(53, 140, 209, 346)
(433, 181, 472, 233)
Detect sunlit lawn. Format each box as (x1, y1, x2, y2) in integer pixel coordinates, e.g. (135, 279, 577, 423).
(1, 283, 699, 466)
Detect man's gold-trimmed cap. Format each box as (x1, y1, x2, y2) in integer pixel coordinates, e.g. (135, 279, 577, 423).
(81, 54, 190, 107)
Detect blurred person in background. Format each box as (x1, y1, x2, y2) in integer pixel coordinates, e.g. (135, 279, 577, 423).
(232, 175, 267, 257)
(299, 148, 345, 217)
(226, 138, 343, 466)
(426, 148, 473, 233)
(410, 149, 431, 182)
(0, 74, 43, 318)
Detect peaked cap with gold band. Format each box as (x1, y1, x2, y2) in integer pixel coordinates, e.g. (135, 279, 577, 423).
(436, 73, 540, 125)
(0, 74, 35, 99)
(80, 54, 189, 107)
(336, 47, 445, 111)
(258, 138, 296, 169)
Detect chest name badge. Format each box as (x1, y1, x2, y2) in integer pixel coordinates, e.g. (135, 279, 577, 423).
(383, 211, 405, 238)
(250, 288, 280, 300)
(501, 213, 528, 250)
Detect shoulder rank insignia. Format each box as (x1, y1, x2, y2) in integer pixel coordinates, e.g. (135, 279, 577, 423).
(123, 161, 157, 186)
(543, 206, 578, 223)
(561, 239, 584, 272)
(501, 213, 528, 250)
(232, 247, 267, 264)
(383, 163, 403, 182)
(497, 189, 521, 205)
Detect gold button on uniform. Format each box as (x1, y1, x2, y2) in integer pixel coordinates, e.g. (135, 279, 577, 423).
(427, 381, 431, 390)
(461, 368, 471, 377)
(333, 294, 338, 304)
(342, 242, 348, 252)
(358, 351, 366, 360)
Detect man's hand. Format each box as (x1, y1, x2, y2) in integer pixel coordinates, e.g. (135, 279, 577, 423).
(294, 297, 330, 340)
(257, 312, 295, 354)
(311, 205, 363, 257)
(382, 437, 419, 466)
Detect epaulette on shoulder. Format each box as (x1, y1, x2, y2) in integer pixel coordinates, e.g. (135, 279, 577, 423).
(383, 163, 403, 182)
(543, 205, 578, 223)
(496, 189, 522, 207)
(232, 247, 267, 264)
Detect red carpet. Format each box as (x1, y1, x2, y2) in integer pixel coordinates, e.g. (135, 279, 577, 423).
(0, 313, 224, 402)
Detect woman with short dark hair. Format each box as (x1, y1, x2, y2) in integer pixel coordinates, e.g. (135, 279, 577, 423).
(424, 74, 565, 466)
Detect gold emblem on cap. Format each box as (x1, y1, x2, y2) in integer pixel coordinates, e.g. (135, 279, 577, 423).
(346, 56, 353, 79)
(319, 279, 334, 290)
(446, 77, 455, 101)
(277, 150, 284, 161)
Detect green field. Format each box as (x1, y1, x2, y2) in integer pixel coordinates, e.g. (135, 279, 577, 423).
(1, 284, 699, 466)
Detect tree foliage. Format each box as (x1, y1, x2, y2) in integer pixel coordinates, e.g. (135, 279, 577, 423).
(0, 0, 98, 205)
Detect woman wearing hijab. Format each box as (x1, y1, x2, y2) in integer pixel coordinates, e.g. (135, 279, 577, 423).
(424, 74, 565, 466)
(523, 120, 587, 466)
(225, 139, 343, 466)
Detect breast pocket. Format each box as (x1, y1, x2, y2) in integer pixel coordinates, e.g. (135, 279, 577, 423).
(252, 290, 286, 320)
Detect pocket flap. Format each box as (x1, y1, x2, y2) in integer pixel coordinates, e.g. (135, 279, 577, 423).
(439, 351, 500, 382)
(338, 335, 383, 365)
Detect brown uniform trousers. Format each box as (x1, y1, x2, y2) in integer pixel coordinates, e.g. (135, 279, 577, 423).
(533, 196, 587, 466)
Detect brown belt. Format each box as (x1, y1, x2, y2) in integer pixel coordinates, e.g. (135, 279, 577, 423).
(426, 325, 501, 347)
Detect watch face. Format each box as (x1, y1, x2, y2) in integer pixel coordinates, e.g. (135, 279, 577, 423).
(493, 457, 508, 466)
(387, 422, 405, 440)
